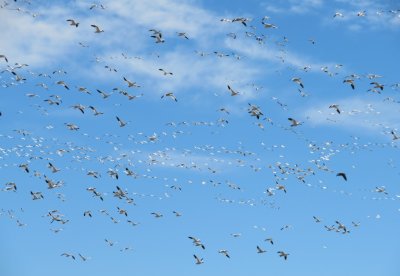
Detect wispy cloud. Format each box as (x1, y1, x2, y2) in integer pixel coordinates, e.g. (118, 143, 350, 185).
(304, 97, 400, 134)
(263, 0, 324, 14)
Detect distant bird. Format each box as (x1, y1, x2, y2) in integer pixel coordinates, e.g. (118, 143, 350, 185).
(158, 68, 173, 75)
(232, 17, 250, 26)
(257, 245, 267, 253)
(333, 12, 343, 18)
(61, 253, 75, 260)
(227, 85, 239, 96)
(117, 207, 128, 216)
(56, 80, 69, 90)
(276, 184, 287, 193)
(4, 182, 17, 192)
(78, 253, 89, 261)
(193, 254, 204, 264)
(47, 162, 60, 173)
(188, 236, 205, 249)
(335, 220, 347, 232)
(91, 24, 104, 33)
(116, 116, 127, 127)
(88, 106, 103, 116)
(83, 210, 92, 217)
(277, 251, 289, 260)
(375, 186, 388, 195)
(263, 23, 277, 29)
(265, 238, 274, 245)
(218, 249, 230, 258)
(336, 172, 347, 181)
(343, 79, 355, 89)
(123, 77, 140, 88)
(66, 19, 79, 27)
(19, 163, 30, 173)
(291, 77, 304, 88)
(96, 89, 111, 99)
(0, 54, 8, 62)
(161, 92, 178, 102)
(105, 239, 115, 246)
(177, 32, 189, 39)
(150, 212, 163, 218)
(288, 118, 302, 127)
(390, 130, 399, 140)
(329, 104, 341, 114)
(172, 211, 182, 217)
(149, 29, 164, 43)
(65, 123, 79, 130)
(313, 216, 321, 223)
(30, 191, 44, 200)
(357, 10, 366, 17)
(71, 104, 85, 114)
(370, 82, 384, 91)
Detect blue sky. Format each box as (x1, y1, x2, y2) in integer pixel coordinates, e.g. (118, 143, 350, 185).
(1, 0, 400, 275)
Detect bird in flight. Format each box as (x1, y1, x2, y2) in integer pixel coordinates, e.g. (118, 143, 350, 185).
(288, 118, 302, 127)
(149, 29, 164, 43)
(116, 116, 127, 127)
(343, 78, 355, 89)
(161, 92, 178, 102)
(336, 172, 347, 181)
(0, 54, 8, 62)
(91, 24, 104, 33)
(277, 251, 289, 260)
(66, 19, 79, 27)
(61, 253, 76, 260)
(329, 104, 341, 114)
(193, 254, 204, 264)
(256, 245, 267, 253)
(227, 85, 239, 96)
(123, 77, 140, 88)
(218, 249, 230, 258)
(291, 77, 304, 88)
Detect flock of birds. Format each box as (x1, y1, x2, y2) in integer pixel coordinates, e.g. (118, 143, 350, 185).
(1, 0, 400, 271)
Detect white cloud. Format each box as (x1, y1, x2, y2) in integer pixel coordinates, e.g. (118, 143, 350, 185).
(304, 97, 400, 133)
(264, 0, 324, 14)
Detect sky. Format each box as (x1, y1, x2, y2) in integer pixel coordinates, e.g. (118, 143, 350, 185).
(0, 0, 400, 275)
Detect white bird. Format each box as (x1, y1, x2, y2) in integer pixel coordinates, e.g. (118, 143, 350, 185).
(91, 24, 104, 33)
(177, 32, 189, 39)
(188, 236, 205, 249)
(66, 19, 79, 27)
(65, 123, 79, 130)
(88, 106, 103, 116)
(291, 77, 304, 88)
(193, 254, 204, 264)
(116, 116, 127, 127)
(0, 54, 8, 62)
(123, 77, 140, 88)
(343, 79, 355, 89)
(288, 117, 302, 127)
(151, 212, 163, 218)
(56, 80, 69, 90)
(329, 104, 341, 114)
(96, 89, 112, 99)
(158, 68, 173, 75)
(218, 249, 230, 258)
(30, 191, 44, 200)
(333, 12, 343, 18)
(277, 251, 289, 260)
(149, 29, 164, 43)
(161, 92, 178, 102)
(227, 85, 239, 96)
(257, 245, 267, 253)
